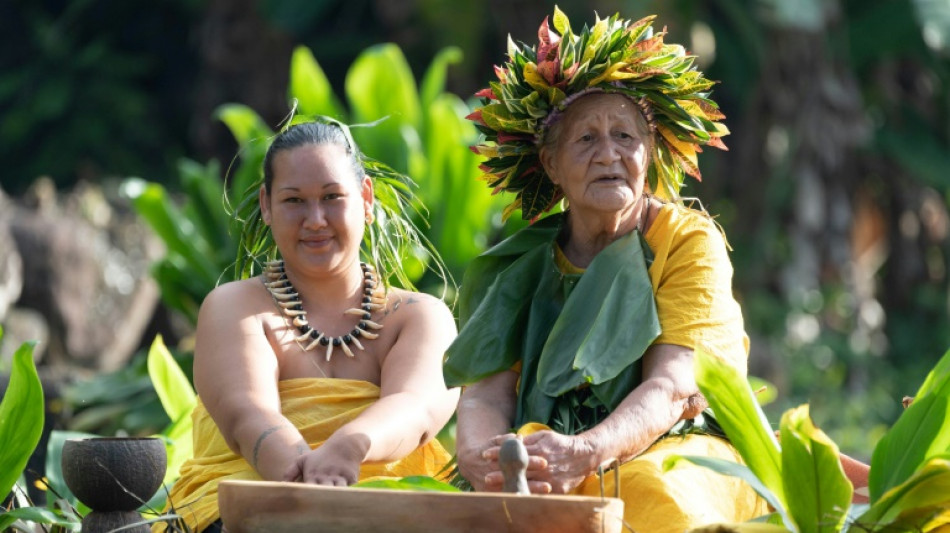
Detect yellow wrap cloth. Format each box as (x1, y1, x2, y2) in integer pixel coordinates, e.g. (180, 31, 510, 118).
(158, 378, 452, 533)
(519, 424, 769, 533)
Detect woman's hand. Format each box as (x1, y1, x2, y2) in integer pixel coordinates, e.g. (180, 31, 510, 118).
(456, 432, 513, 492)
(484, 430, 599, 494)
(468, 434, 550, 493)
(282, 435, 367, 485)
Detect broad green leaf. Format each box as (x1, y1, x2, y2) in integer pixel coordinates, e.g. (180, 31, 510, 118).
(345, 43, 420, 171)
(156, 408, 193, 487)
(779, 405, 851, 532)
(869, 348, 950, 501)
(857, 456, 950, 530)
(694, 350, 785, 505)
(179, 158, 230, 253)
(552, 5, 571, 35)
(0, 506, 79, 529)
(214, 103, 273, 146)
(664, 454, 793, 530)
(420, 47, 463, 114)
(0, 341, 43, 501)
(147, 335, 196, 424)
(124, 180, 220, 284)
(423, 95, 494, 274)
(289, 46, 344, 119)
(353, 475, 460, 492)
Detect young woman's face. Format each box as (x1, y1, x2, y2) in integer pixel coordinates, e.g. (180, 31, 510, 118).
(260, 143, 372, 275)
(540, 93, 651, 217)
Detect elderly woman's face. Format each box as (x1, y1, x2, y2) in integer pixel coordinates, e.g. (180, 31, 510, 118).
(540, 94, 651, 217)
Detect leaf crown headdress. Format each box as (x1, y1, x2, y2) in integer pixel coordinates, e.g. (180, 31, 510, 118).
(467, 7, 730, 221)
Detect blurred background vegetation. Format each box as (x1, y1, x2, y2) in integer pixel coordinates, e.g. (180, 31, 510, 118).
(2, 0, 950, 465)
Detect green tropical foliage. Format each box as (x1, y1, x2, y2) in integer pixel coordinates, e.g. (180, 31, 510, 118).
(353, 475, 461, 492)
(121, 157, 252, 324)
(0, 330, 83, 531)
(60, 348, 190, 438)
(666, 348, 950, 532)
(0, 328, 42, 505)
(146, 335, 197, 488)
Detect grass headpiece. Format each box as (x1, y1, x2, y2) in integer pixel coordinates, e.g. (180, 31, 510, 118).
(467, 7, 730, 221)
(232, 113, 448, 292)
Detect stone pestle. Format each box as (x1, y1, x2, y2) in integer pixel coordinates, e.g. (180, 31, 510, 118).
(498, 437, 531, 495)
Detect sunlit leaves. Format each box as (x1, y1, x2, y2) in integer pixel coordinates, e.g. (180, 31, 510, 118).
(0, 334, 43, 503)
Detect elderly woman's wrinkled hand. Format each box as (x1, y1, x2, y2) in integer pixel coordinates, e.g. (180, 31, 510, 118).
(456, 432, 511, 492)
(469, 433, 550, 493)
(518, 429, 601, 494)
(481, 430, 598, 494)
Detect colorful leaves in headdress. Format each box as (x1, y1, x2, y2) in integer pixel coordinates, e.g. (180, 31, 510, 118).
(467, 6, 730, 220)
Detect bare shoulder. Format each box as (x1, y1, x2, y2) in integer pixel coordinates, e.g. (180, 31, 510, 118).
(197, 277, 270, 326)
(384, 288, 456, 331)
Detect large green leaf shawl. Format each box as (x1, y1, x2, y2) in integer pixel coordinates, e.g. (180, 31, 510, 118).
(444, 213, 661, 431)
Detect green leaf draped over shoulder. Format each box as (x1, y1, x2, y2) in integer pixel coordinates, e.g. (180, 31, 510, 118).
(444, 213, 661, 430)
(444, 215, 562, 385)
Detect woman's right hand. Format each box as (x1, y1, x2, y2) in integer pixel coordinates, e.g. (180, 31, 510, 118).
(454, 370, 520, 491)
(282, 433, 368, 485)
(456, 433, 513, 492)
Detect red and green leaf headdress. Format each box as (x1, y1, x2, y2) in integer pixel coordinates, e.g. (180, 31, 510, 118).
(467, 7, 730, 221)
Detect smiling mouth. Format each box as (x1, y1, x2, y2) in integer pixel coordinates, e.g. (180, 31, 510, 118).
(301, 236, 332, 247)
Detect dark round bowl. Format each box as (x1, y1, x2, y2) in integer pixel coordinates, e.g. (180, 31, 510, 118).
(62, 437, 167, 512)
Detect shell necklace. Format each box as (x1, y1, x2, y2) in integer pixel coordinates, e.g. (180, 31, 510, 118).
(262, 260, 386, 361)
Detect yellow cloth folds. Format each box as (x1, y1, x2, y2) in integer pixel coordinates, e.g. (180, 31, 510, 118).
(159, 378, 451, 533)
(644, 204, 750, 373)
(519, 424, 769, 533)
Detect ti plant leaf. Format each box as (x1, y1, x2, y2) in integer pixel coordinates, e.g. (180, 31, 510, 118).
(694, 350, 786, 508)
(0, 339, 43, 502)
(780, 405, 852, 532)
(868, 348, 950, 501)
(147, 335, 196, 486)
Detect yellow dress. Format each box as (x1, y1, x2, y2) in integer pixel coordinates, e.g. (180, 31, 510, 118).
(156, 378, 451, 533)
(545, 204, 768, 532)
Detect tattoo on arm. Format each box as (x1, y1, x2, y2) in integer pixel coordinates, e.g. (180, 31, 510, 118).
(385, 295, 403, 316)
(251, 423, 288, 469)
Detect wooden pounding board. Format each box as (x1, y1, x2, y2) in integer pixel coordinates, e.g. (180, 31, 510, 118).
(219, 479, 625, 533)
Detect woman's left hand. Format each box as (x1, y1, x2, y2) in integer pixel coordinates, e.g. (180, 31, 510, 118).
(485, 430, 600, 494)
(282, 436, 366, 486)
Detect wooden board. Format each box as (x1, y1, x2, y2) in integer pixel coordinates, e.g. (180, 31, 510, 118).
(218, 479, 625, 533)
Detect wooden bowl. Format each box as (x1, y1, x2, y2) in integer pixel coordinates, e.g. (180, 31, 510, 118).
(219, 479, 625, 533)
(62, 437, 167, 512)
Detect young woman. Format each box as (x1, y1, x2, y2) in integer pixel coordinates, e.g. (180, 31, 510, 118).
(161, 121, 458, 533)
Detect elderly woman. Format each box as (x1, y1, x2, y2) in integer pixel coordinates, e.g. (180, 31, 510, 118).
(444, 10, 768, 532)
(160, 120, 459, 533)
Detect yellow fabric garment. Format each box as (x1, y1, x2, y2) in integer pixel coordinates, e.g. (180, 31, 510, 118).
(519, 424, 769, 533)
(157, 378, 451, 533)
(645, 204, 750, 373)
(545, 205, 766, 530)
(554, 203, 748, 373)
